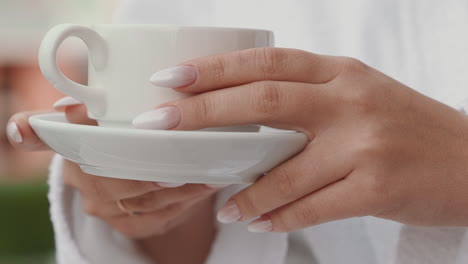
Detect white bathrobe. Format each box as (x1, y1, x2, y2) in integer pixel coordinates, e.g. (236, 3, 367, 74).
(48, 0, 468, 263)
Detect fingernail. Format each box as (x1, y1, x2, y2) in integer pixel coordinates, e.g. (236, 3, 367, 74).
(248, 216, 273, 233)
(206, 184, 230, 189)
(53, 97, 83, 111)
(158, 182, 185, 188)
(217, 200, 241, 224)
(150, 65, 197, 88)
(132, 106, 181, 130)
(7, 122, 23, 143)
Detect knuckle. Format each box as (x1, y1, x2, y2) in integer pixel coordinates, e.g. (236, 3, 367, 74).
(334, 58, 379, 114)
(209, 57, 227, 83)
(192, 95, 215, 124)
(341, 85, 379, 115)
(9, 112, 27, 124)
(271, 214, 290, 232)
(274, 204, 320, 231)
(293, 204, 320, 227)
(236, 194, 262, 217)
(252, 81, 284, 115)
(237, 49, 252, 66)
(324, 56, 348, 82)
(352, 128, 387, 163)
(340, 57, 370, 74)
(274, 167, 296, 200)
(254, 48, 287, 76)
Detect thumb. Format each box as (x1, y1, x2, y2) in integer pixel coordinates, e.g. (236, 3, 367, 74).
(7, 111, 51, 151)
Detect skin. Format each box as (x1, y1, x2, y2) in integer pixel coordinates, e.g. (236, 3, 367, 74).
(158, 48, 468, 230)
(7, 105, 218, 264)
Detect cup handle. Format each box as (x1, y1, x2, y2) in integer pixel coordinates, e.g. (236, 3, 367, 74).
(39, 24, 107, 115)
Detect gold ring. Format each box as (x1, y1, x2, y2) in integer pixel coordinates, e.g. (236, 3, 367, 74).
(117, 199, 136, 216)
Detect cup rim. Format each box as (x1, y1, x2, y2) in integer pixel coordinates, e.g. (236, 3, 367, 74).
(88, 23, 274, 34)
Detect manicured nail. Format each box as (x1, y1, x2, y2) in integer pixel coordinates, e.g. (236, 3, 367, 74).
(53, 97, 83, 111)
(7, 122, 23, 143)
(247, 216, 273, 233)
(150, 65, 197, 88)
(206, 184, 231, 189)
(132, 106, 181, 130)
(158, 182, 185, 188)
(217, 200, 241, 223)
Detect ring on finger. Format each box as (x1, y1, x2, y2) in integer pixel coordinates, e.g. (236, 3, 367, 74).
(117, 199, 142, 216)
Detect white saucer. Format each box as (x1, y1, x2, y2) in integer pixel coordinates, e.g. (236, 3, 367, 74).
(29, 113, 308, 184)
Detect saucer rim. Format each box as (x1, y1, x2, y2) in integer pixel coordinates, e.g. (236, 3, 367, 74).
(29, 113, 305, 139)
(29, 113, 309, 184)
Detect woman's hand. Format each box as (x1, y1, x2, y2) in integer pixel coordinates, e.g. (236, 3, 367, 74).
(62, 158, 219, 238)
(134, 47, 468, 232)
(7, 105, 222, 239)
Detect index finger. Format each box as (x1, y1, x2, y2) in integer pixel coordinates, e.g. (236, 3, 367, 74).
(150, 48, 341, 93)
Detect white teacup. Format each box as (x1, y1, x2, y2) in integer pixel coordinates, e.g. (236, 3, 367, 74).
(39, 24, 274, 129)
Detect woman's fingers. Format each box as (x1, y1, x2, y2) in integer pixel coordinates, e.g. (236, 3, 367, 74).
(63, 160, 162, 201)
(133, 81, 330, 134)
(217, 139, 353, 223)
(81, 198, 126, 218)
(106, 198, 209, 239)
(64, 160, 215, 218)
(248, 176, 372, 233)
(64, 104, 97, 126)
(6, 97, 91, 151)
(53, 96, 83, 112)
(7, 111, 51, 151)
(53, 96, 93, 125)
(119, 184, 219, 213)
(150, 48, 341, 92)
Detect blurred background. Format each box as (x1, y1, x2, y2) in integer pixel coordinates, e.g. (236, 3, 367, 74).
(0, 1, 116, 263)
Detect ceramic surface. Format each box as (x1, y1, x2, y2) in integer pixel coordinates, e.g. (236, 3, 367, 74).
(39, 24, 274, 128)
(29, 113, 308, 184)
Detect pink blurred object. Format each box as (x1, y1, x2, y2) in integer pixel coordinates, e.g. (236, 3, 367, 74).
(0, 0, 116, 180)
